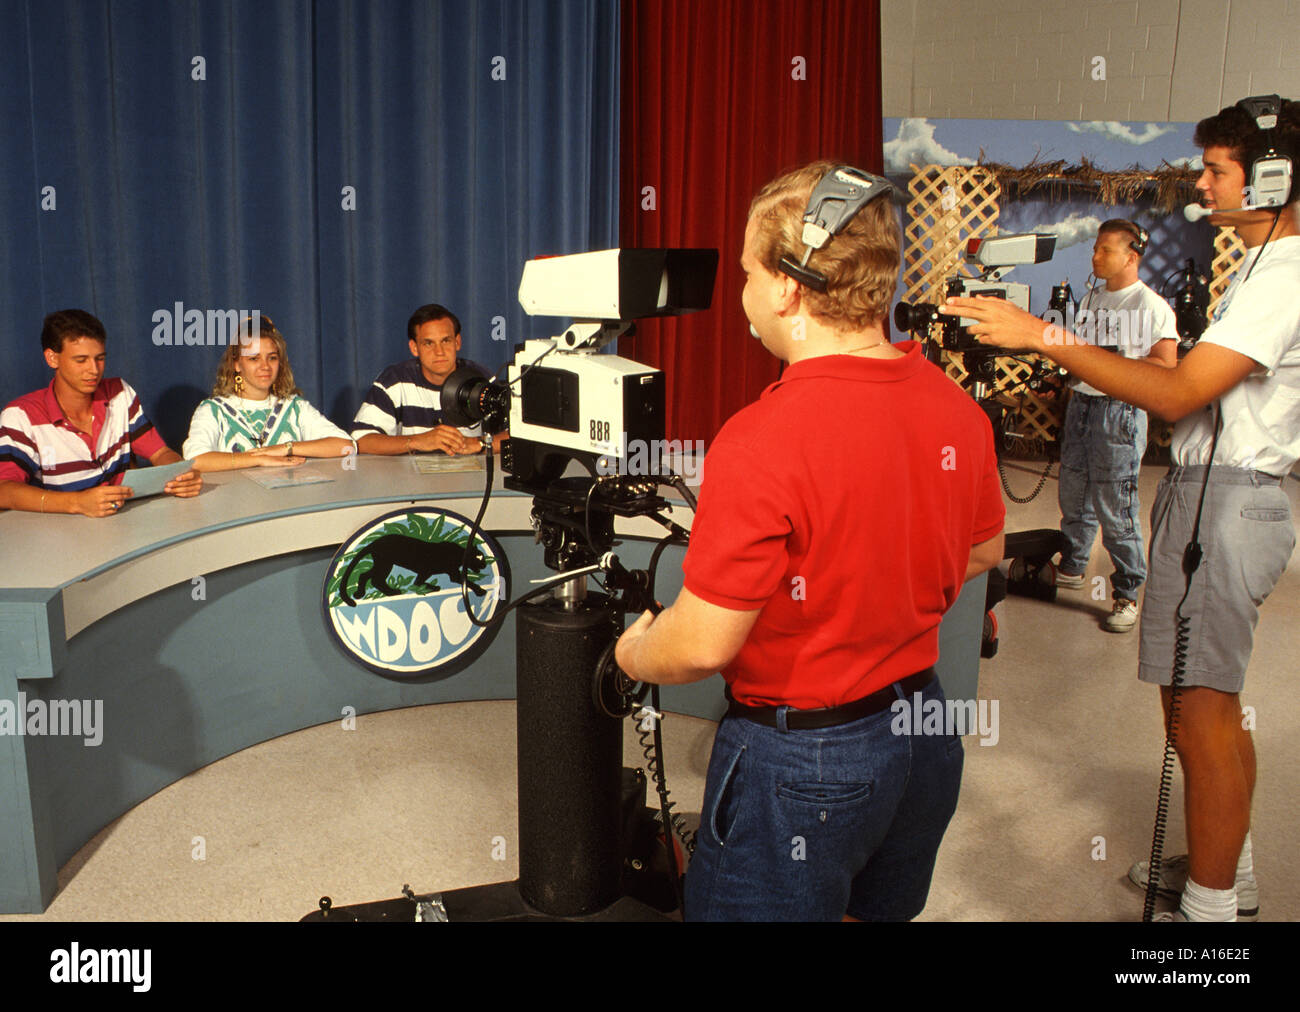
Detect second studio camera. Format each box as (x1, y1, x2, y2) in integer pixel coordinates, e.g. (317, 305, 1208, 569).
(893, 233, 1057, 352)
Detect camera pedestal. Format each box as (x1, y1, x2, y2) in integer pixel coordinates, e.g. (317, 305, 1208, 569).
(301, 592, 673, 923)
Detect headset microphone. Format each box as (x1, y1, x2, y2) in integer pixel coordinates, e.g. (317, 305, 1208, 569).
(1183, 203, 1214, 222)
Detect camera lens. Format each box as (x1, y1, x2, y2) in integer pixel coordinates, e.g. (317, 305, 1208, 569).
(893, 301, 938, 334)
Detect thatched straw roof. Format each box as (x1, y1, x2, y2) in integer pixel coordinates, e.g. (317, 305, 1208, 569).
(975, 154, 1199, 213)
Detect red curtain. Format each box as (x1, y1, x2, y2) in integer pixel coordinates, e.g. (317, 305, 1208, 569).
(620, 0, 883, 443)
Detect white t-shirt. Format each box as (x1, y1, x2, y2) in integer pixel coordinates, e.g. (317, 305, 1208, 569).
(1071, 279, 1178, 397)
(182, 394, 352, 456)
(1171, 235, 1300, 475)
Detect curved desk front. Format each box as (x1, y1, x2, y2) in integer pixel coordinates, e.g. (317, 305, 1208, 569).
(0, 455, 983, 913)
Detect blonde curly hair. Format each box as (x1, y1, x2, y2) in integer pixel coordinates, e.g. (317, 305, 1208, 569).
(212, 315, 303, 398)
(748, 161, 901, 331)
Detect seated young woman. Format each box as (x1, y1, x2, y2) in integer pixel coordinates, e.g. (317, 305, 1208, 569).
(183, 316, 354, 471)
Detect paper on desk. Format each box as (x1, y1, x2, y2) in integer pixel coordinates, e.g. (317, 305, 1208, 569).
(243, 468, 336, 490)
(409, 454, 487, 474)
(123, 459, 194, 498)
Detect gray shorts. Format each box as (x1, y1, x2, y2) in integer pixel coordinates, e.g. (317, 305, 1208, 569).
(1138, 466, 1295, 693)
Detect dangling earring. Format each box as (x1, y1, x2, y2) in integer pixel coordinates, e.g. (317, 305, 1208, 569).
(234, 373, 244, 395)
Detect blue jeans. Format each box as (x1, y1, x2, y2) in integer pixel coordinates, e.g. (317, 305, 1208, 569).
(1058, 392, 1147, 600)
(683, 676, 964, 921)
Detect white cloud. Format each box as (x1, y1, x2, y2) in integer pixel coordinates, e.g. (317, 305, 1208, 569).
(884, 118, 976, 175)
(1037, 212, 1101, 250)
(1168, 154, 1203, 170)
(1064, 121, 1176, 144)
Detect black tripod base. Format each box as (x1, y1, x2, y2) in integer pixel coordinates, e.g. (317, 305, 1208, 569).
(301, 880, 673, 923)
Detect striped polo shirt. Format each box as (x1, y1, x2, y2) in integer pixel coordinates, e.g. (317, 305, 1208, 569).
(351, 357, 487, 439)
(0, 378, 166, 490)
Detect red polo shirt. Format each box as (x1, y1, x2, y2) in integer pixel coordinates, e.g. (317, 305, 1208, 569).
(682, 342, 1004, 708)
(0, 378, 165, 490)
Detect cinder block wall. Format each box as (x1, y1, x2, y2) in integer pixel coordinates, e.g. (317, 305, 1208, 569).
(883, 0, 1300, 120)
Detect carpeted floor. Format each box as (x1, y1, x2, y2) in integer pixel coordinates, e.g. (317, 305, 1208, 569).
(4, 463, 1296, 922)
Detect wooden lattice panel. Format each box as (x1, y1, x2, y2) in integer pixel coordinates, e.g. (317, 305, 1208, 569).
(901, 164, 1002, 306)
(1209, 226, 1248, 317)
(902, 164, 1062, 447)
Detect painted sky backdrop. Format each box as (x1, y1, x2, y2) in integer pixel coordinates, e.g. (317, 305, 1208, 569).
(883, 117, 1213, 321)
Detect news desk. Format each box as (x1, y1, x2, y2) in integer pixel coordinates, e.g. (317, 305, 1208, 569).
(0, 455, 984, 913)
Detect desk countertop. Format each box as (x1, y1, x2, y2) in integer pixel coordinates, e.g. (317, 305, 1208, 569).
(0, 456, 517, 592)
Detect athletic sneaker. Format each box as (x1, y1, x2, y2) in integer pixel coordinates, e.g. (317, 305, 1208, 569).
(1103, 598, 1139, 632)
(1055, 570, 1086, 589)
(1128, 855, 1259, 921)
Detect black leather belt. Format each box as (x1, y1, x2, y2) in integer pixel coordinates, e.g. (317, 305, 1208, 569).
(726, 668, 935, 731)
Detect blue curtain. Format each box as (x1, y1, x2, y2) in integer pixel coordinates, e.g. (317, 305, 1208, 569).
(0, 0, 619, 446)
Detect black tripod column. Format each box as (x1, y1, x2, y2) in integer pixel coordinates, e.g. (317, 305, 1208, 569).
(515, 597, 622, 916)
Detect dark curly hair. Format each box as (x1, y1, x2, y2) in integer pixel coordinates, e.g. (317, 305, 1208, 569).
(1194, 98, 1299, 189)
(41, 309, 106, 353)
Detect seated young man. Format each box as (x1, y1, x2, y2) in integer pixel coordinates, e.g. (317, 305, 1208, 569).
(0, 309, 201, 517)
(351, 303, 499, 455)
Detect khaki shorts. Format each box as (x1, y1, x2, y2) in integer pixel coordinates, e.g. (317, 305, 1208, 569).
(1138, 467, 1295, 694)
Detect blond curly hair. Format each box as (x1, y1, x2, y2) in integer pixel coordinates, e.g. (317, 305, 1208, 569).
(748, 161, 901, 331)
(211, 315, 303, 398)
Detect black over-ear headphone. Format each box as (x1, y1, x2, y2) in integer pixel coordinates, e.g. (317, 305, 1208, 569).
(777, 165, 896, 292)
(1099, 218, 1149, 256)
(1236, 94, 1296, 208)
(1129, 222, 1150, 256)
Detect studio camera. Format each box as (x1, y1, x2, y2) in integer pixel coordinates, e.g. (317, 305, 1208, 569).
(1161, 257, 1210, 352)
(440, 248, 719, 496)
(893, 232, 1057, 353)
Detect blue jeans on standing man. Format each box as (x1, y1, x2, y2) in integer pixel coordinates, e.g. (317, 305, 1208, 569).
(1058, 391, 1148, 601)
(683, 674, 963, 921)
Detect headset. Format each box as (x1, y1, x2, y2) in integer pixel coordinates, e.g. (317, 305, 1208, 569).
(1099, 218, 1149, 256)
(777, 165, 896, 292)
(1236, 94, 1296, 209)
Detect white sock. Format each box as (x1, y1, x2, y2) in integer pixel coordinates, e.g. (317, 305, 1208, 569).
(1180, 878, 1237, 922)
(1236, 833, 1255, 885)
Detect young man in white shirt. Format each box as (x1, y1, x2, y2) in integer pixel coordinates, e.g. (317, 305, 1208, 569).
(1055, 219, 1178, 632)
(944, 96, 1300, 921)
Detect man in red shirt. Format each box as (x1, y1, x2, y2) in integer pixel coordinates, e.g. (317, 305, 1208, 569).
(0, 309, 201, 516)
(615, 162, 1005, 920)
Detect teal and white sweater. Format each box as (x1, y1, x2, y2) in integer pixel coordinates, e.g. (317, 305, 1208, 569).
(182, 395, 351, 455)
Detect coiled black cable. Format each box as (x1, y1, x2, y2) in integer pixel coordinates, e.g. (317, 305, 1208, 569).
(1143, 586, 1193, 922)
(635, 686, 698, 857)
(627, 473, 699, 911)
(634, 684, 697, 914)
(998, 457, 1054, 504)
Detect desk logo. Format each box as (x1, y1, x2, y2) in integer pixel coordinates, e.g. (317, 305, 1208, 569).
(323, 508, 509, 679)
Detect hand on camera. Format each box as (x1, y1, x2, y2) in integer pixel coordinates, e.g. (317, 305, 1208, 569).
(939, 297, 1051, 353)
